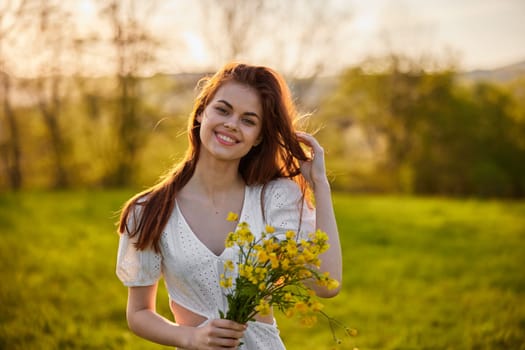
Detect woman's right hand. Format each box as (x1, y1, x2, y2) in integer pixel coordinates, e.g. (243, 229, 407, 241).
(188, 319, 246, 350)
(296, 131, 329, 189)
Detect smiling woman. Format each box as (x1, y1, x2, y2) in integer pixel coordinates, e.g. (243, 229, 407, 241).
(115, 62, 343, 349)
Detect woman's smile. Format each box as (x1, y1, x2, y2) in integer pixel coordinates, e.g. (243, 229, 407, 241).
(215, 131, 239, 145)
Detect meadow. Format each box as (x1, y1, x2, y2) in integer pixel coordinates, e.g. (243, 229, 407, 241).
(0, 190, 524, 350)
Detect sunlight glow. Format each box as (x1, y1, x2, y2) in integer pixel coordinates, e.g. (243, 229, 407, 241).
(352, 11, 379, 34)
(181, 30, 208, 66)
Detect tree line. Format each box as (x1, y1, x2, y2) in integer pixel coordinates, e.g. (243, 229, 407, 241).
(1, 1, 524, 197)
(0, 0, 351, 190)
(317, 55, 525, 197)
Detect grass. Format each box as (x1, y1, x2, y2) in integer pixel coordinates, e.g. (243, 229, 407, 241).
(0, 190, 524, 349)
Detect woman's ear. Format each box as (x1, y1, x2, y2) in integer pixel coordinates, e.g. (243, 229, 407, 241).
(253, 137, 262, 147)
(196, 113, 203, 123)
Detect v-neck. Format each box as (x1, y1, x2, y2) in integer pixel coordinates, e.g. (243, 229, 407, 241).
(175, 186, 247, 258)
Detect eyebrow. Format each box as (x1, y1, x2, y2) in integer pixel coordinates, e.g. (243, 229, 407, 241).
(217, 99, 260, 119)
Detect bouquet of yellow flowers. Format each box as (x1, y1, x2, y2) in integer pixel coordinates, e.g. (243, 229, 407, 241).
(219, 212, 355, 344)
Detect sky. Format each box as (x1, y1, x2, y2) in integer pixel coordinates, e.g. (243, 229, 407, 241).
(347, 0, 525, 70)
(148, 0, 525, 73)
(7, 0, 525, 77)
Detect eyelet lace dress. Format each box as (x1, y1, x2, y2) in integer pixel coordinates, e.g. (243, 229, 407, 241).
(116, 178, 315, 350)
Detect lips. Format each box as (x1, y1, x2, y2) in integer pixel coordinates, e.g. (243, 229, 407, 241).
(215, 131, 239, 145)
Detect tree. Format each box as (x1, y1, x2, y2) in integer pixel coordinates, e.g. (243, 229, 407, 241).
(320, 53, 525, 197)
(0, 0, 30, 190)
(99, 0, 160, 186)
(318, 55, 446, 192)
(27, 1, 74, 188)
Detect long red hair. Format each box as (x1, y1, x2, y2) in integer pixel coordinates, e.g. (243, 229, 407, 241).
(118, 62, 310, 252)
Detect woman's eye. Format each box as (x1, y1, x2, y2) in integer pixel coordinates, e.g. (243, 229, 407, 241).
(242, 118, 256, 125)
(215, 107, 228, 115)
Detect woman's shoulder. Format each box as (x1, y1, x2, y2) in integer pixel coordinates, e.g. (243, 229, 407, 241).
(265, 177, 301, 192)
(245, 178, 302, 206)
(258, 177, 303, 203)
(121, 192, 151, 227)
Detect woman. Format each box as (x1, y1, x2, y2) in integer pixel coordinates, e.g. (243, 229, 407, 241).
(116, 62, 342, 349)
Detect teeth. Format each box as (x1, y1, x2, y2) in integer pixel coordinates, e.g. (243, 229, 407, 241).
(217, 133, 236, 143)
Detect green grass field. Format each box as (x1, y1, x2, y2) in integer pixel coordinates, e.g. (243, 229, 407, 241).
(1, 191, 524, 349)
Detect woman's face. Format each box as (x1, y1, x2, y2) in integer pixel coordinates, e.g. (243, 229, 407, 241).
(197, 81, 263, 162)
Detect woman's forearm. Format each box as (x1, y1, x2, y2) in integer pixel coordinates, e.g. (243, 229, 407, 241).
(313, 180, 343, 297)
(127, 308, 193, 349)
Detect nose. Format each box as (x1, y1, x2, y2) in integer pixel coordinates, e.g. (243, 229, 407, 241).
(223, 117, 239, 131)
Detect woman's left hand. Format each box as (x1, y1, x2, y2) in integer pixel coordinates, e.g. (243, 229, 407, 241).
(296, 131, 329, 188)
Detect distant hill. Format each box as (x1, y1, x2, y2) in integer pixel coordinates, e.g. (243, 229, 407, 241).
(461, 59, 525, 83)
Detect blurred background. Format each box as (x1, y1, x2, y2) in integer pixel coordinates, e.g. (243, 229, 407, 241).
(1, 0, 524, 195)
(1, 1, 524, 349)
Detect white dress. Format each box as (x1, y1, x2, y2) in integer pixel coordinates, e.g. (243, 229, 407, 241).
(116, 178, 315, 350)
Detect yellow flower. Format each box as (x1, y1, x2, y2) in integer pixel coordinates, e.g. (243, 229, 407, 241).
(219, 274, 233, 288)
(327, 278, 340, 290)
(308, 257, 321, 268)
(284, 240, 298, 258)
(265, 225, 275, 233)
(269, 253, 279, 269)
(255, 267, 267, 276)
(298, 269, 312, 279)
(239, 264, 254, 279)
(237, 224, 254, 245)
(310, 230, 328, 243)
(257, 250, 269, 263)
(225, 232, 237, 248)
(263, 238, 279, 253)
(281, 258, 290, 269)
(302, 247, 316, 263)
(348, 328, 358, 337)
(295, 254, 306, 265)
(285, 230, 296, 240)
(226, 212, 239, 222)
(255, 299, 271, 315)
(300, 315, 317, 327)
(310, 300, 324, 312)
(310, 230, 330, 253)
(223, 260, 235, 271)
(294, 301, 308, 313)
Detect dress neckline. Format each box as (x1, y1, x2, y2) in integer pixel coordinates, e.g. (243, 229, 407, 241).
(174, 186, 248, 258)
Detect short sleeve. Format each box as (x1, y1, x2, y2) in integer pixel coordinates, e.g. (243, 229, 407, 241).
(263, 178, 315, 240)
(116, 204, 162, 287)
